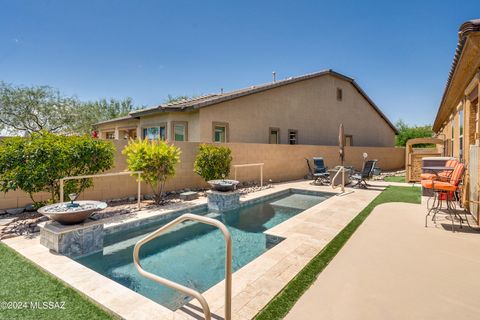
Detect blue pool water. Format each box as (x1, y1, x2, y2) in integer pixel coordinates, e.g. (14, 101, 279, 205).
(76, 191, 332, 310)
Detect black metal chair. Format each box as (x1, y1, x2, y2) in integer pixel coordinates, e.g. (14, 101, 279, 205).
(305, 157, 330, 185)
(351, 160, 377, 189)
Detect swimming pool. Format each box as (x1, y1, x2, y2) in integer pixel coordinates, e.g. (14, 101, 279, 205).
(76, 190, 332, 310)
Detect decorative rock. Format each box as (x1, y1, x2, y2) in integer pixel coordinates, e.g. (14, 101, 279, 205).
(0, 217, 16, 226)
(128, 196, 136, 202)
(6, 208, 25, 215)
(179, 191, 198, 201)
(24, 203, 36, 212)
(0, 209, 7, 215)
(0, 233, 16, 240)
(36, 216, 49, 223)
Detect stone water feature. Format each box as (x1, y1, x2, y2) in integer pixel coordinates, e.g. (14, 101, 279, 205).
(207, 179, 241, 211)
(38, 196, 107, 257)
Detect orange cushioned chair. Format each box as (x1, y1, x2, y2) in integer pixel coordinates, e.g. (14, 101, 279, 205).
(422, 162, 465, 231)
(420, 159, 458, 181)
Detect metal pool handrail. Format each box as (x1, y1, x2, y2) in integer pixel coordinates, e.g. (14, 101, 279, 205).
(132, 213, 232, 320)
(331, 166, 346, 193)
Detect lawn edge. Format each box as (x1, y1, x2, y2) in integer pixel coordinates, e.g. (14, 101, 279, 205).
(0, 242, 119, 320)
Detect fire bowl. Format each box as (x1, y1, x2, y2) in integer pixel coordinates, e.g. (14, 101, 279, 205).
(38, 201, 107, 225)
(207, 179, 240, 192)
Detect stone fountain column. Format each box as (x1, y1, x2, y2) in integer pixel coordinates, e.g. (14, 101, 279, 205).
(207, 190, 240, 212)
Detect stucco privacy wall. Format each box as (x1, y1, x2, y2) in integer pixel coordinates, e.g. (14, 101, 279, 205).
(0, 140, 404, 209)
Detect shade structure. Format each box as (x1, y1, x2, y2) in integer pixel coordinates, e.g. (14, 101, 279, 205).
(339, 123, 345, 166)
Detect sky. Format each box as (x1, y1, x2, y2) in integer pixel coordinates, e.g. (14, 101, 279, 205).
(1, 0, 479, 126)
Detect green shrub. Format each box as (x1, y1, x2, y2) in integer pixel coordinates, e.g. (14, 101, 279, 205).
(0, 131, 115, 204)
(194, 144, 232, 182)
(395, 119, 434, 147)
(122, 138, 181, 204)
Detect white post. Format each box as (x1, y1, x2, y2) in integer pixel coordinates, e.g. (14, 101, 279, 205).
(234, 167, 237, 181)
(137, 172, 141, 210)
(260, 164, 263, 187)
(341, 166, 345, 193)
(60, 179, 64, 203)
(136, 126, 142, 140)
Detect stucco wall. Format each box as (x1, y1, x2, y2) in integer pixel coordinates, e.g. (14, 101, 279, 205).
(0, 140, 404, 210)
(198, 75, 395, 146)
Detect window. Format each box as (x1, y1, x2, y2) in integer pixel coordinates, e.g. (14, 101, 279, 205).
(345, 135, 353, 146)
(336, 88, 343, 101)
(269, 128, 280, 144)
(172, 121, 188, 141)
(288, 129, 298, 145)
(143, 125, 166, 140)
(459, 108, 464, 161)
(105, 132, 115, 140)
(212, 122, 229, 143)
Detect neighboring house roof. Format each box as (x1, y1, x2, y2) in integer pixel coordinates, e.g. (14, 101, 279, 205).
(433, 19, 480, 132)
(95, 69, 398, 134)
(93, 114, 139, 125)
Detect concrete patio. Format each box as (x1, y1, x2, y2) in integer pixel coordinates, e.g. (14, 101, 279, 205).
(286, 201, 480, 320)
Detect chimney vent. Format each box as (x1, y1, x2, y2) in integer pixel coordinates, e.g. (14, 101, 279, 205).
(220, 88, 224, 94)
(272, 71, 276, 83)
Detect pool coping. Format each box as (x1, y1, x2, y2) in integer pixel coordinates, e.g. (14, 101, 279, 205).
(2, 181, 385, 320)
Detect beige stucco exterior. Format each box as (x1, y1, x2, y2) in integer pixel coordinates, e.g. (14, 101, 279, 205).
(432, 20, 480, 223)
(96, 73, 396, 147)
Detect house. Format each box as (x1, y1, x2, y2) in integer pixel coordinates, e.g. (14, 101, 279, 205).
(95, 70, 397, 147)
(433, 19, 480, 159)
(431, 19, 480, 221)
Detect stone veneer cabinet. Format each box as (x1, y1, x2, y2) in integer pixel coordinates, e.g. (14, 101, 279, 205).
(39, 220, 103, 257)
(207, 190, 240, 212)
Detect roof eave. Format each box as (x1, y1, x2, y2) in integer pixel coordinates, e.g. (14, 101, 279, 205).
(433, 19, 480, 132)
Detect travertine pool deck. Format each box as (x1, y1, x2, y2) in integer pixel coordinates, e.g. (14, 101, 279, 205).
(2, 180, 388, 320)
(286, 201, 480, 320)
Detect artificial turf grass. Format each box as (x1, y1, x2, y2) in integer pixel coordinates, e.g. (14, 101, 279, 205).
(383, 175, 407, 183)
(0, 243, 116, 320)
(255, 185, 421, 320)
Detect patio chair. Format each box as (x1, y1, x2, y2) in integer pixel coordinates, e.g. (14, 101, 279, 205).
(422, 162, 469, 231)
(351, 160, 377, 189)
(420, 159, 458, 182)
(305, 157, 330, 185)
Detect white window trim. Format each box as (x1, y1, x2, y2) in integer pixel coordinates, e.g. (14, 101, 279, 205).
(142, 124, 167, 140)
